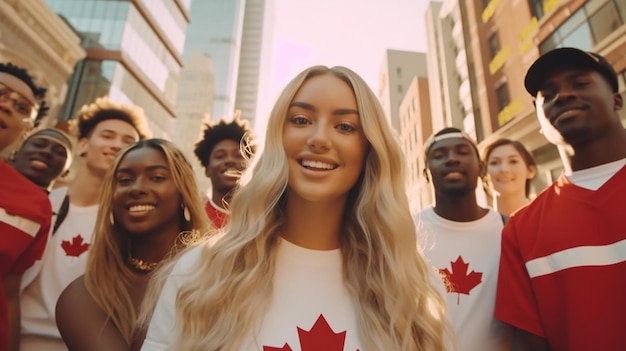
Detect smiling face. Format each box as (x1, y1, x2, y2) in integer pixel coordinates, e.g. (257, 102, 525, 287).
(205, 139, 246, 193)
(427, 137, 482, 198)
(112, 146, 181, 236)
(12, 130, 70, 188)
(282, 73, 368, 204)
(486, 144, 535, 196)
(536, 67, 623, 146)
(0, 73, 38, 151)
(79, 119, 140, 176)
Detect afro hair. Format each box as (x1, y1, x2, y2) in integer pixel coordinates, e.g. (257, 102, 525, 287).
(193, 110, 256, 168)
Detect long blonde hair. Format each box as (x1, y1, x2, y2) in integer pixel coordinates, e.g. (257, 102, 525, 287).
(145, 66, 449, 350)
(85, 138, 209, 344)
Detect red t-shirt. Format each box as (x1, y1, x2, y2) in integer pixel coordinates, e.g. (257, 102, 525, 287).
(204, 198, 228, 229)
(0, 160, 51, 347)
(495, 166, 626, 351)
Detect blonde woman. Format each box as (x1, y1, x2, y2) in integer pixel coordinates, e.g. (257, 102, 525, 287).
(55, 139, 210, 351)
(140, 66, 449, 351)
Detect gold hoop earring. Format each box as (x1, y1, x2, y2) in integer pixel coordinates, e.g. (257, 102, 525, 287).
(110, 213, 115, 225)
(183, 206, 191, 222)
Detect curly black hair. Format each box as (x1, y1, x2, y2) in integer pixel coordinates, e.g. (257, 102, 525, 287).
(0, 62, 49, 125)
(193, 111, 256, 168)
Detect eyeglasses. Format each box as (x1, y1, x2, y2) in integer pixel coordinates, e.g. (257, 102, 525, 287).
(0, 82, 39, 123)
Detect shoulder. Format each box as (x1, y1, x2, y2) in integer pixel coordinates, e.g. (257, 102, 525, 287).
(155, 245, 206, 308)
(170, 244, 205, 277)
(56, 276, 105, 334)
(56, 276, 96, 317)
(507, 182, 558, 225)
(56, 276, 131, 351)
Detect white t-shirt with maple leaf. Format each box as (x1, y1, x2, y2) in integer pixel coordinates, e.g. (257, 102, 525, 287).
(142, 238, 364, 351)
(20, 187, 99, 351)
(417, 207, 512, 351)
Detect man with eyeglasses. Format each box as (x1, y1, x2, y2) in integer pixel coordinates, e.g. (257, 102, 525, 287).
(0, 62, 51, 351)
(0, 63, 47, 151)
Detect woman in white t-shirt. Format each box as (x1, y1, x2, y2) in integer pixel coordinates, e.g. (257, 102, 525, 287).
(139, 66, 450, 351)
(55, 139, 210, 351)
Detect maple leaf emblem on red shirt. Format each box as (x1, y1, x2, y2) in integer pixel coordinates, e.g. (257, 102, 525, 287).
(61, 234, 90, 258)
(263, 314, 360, 351)
(439, 255, 482, 304)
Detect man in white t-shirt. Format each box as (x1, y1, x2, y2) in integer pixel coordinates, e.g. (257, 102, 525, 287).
(19, 96, 151, 351)
(418, 127, 511, 351)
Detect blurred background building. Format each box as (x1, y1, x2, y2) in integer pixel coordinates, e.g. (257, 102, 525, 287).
(173, 0, 271, 194)
(0, 0, 85, 127)
(44, 0, 191, 139)
(390, 0, 626, 216)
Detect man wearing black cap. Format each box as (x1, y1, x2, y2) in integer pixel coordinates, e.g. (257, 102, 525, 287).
(495, 47, 626, 351)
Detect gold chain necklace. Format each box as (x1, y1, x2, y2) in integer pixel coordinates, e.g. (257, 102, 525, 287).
(127, 255, 159, 272)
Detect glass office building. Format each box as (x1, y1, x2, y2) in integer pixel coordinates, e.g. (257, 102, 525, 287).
(45, 0, 190, 138)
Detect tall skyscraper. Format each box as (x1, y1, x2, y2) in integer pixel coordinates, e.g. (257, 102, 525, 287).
(378, 50, 427, 134)
(183, 0, 245, 121)
(45, 0, 190, 138)
(174, 51, 215, 193)
(398, 68, 433, 216)
(425, 0, 471, 136)
(182, 0, 269, 126)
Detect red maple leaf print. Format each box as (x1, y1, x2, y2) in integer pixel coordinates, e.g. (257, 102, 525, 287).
(263, 314, 360, 351)
(439, 255, 482, 304)
(264, 344, 292, 351)
(61, 234, 90, 257)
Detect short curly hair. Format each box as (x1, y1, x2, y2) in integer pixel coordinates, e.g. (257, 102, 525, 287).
(0, 62, 49, 125)
(193, 110, 255, 168)
(69, 96, 152, 140)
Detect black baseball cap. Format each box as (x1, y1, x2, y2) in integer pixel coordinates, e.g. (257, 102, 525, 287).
(524, 47, 618, 97)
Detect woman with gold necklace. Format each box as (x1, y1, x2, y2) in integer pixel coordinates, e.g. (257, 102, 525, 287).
(55, 139, 210, 351)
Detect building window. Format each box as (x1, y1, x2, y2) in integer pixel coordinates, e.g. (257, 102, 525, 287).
(396, 67, 402, 77)
(488, 33, 499, 59)
(496, 84, 510, 111)
(588, 1, 621, 43)
(540, 0, 626, 54)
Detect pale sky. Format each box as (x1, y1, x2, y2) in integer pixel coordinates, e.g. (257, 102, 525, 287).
(256, 0, 431, 132)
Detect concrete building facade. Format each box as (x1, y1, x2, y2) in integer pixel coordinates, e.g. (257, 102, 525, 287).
(0, 0, 85, 127)
(378, 50, 428, 133)
(398, 72, 433, 217)
(425, 1, 468, 135)
(424, 0, 626, 197)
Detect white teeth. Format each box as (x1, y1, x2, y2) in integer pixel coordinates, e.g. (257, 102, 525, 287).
(129, 205, 155, 212)
(223, 169, 241, 177)
(302, 159, 335, 170)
